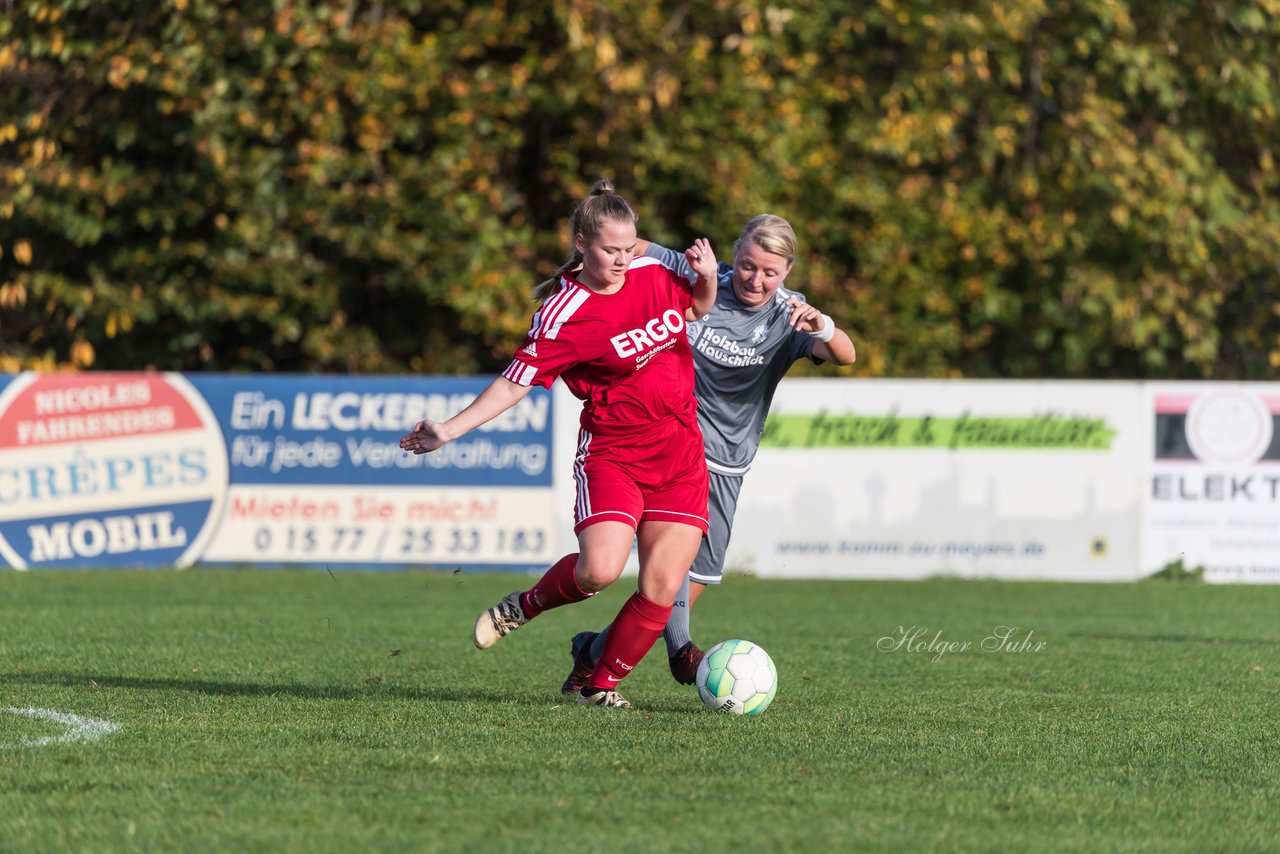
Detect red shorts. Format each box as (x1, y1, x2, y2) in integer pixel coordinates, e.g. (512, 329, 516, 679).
(572, 418, 709, 535)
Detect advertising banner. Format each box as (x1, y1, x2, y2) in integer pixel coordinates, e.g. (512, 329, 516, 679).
(1144, 383, 1280, 582)
(4, 372, 1276, 582)
(0, 372, 228, 569)
(727, 379, 1146, 581)
(0, 373, 556, 570)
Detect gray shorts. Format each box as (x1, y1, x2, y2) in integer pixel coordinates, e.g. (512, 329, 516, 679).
(688, 469, 743, 585)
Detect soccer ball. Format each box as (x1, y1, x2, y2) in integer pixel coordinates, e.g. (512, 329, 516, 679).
(695, 639, 777, 715)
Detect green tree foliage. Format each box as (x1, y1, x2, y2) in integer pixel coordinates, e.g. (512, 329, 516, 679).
(1, 0, 1277, 378)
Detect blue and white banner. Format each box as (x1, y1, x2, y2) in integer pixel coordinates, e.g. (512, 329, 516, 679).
(0, 373, 556, 570)
(193, 376, 551, 486)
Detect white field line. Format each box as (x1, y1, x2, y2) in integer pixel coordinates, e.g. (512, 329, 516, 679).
(2, 706, 122, 747)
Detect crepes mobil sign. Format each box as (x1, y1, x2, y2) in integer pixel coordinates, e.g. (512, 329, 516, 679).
(0, 373, 229, 569)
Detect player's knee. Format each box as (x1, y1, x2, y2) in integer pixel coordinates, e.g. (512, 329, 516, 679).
(636, 572, 685, 605)
(575, 561, 622, 593)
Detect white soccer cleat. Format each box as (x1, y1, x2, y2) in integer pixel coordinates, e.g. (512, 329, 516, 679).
(473, 591, 528, 649)
(576, 689, 632, 709)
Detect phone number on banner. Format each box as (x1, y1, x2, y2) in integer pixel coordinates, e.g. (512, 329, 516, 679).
(201, 486, 555, 565)
(249, 524, 548, 561)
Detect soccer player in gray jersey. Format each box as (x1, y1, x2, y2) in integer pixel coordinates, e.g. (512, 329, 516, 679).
(560, 214, 857, 691)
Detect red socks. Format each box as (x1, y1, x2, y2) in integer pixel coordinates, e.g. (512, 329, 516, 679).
(517, 557, 672, 693)
(519, 553, 591, 619)
(585, 592, 672, 692)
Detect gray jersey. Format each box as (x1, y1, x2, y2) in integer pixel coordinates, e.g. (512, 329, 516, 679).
(646, 243, 820, 474)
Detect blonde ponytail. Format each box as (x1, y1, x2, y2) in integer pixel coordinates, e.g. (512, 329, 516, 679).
(533, 253, 581, 302)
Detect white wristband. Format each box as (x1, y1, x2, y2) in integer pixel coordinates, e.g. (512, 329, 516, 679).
(808, 313, 835, 342)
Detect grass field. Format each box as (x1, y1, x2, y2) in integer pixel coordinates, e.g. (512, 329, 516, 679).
(2, 569, 1279, 853)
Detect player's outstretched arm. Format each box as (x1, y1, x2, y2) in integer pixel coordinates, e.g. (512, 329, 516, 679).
(684, 237, 718, 319)
(786, 299, 856, 366)
(399, 376, 532, 455)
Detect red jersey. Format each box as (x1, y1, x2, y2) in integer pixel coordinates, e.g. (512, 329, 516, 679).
(503, 256, 698, 436)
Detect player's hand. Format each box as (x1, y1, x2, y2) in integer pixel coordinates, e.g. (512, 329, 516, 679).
(785, 298, 827, 333)
(400, 419, 448, 455)
(684, 238, 718, 281)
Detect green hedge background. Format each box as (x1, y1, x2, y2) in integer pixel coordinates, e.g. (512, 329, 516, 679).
(2, 0, 1277, 378)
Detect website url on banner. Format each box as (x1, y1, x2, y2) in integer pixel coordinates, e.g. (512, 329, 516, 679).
(776, 540, 1046, 558)
(1208, 564, 1280, 580)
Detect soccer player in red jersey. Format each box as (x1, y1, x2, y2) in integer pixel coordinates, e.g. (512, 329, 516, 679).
(559, 215, 857, 694)
(399, 180, 717, 708)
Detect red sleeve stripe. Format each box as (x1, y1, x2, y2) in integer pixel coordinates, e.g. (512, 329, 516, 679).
(526, 278, 568, 335)
(533, 281, 590, 341)
(502, 360, 537, 386)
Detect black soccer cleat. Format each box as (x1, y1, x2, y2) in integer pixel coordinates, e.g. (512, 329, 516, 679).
(668, 641, 705, 686)
(560, 631, 598, 695)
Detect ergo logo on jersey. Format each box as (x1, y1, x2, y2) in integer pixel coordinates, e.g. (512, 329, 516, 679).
(609, 310, 686, 358)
